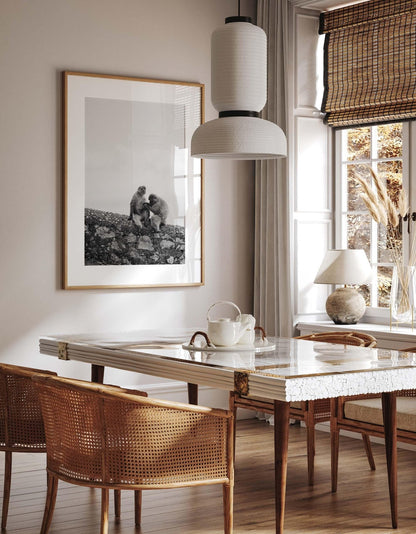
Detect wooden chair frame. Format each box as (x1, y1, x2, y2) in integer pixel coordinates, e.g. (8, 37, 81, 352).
(34, 375, 234, 534)
(231, 331, 377, 485)
(331, 346, 416, 493)
(0, 363, 56, 530)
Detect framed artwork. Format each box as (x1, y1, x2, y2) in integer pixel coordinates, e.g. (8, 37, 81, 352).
(63, 71, 204, 289)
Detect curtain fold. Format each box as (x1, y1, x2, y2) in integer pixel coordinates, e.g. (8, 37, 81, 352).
(254, 0, 292, 337)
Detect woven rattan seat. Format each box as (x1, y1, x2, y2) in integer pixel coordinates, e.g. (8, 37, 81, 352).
(230, 331, 377, 486)
(331, 345, 416, 493)
(0, 363, 57, 530)
(34, 375, 234, 534)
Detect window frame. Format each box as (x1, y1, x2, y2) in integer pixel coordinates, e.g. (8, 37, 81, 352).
(334, 122, 414, 321)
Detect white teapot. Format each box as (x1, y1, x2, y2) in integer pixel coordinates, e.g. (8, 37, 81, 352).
(207, 301, 256, 347)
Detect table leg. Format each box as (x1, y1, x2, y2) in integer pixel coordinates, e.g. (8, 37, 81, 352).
(91, 364, 104, 384)
(187, 383, 198, 405)
(381, 392, 397, 529)
(274, 400, 290, 534)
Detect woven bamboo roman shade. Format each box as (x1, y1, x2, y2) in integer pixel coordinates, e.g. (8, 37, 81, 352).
(319, 0, 416, 128)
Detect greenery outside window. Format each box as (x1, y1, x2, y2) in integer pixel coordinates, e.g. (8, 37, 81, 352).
(336, 122, 410, 316)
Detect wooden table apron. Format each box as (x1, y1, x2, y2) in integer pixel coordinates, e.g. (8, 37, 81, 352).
(39, 335, 416, 534)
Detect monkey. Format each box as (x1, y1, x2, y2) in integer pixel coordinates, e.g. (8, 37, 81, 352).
(128, 185, 150, 228)
(146, 193, 169, 232)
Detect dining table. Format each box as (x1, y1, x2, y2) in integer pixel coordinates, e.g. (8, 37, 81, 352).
(39, 330, 416, 533)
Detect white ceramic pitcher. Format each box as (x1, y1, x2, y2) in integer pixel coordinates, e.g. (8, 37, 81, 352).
(207, 301, 255, 346)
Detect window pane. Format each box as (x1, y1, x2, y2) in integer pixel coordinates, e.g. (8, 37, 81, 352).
(377, 123, 403, 159)
(347, 163, 371, 211)
(340, 122, 405, 312)
(346, 127, 371, 161)
(388, 226, 403, 263)
(358, 284, 370, 306)
(378, 223, 402, 262)
(378, 266, 393, 308)
(377, 224, 389, 263)
(377, 160, 403, 207)
(347, 213, 370, 254)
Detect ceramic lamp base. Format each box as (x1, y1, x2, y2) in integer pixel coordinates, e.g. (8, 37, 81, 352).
(326, 287, 366, 325)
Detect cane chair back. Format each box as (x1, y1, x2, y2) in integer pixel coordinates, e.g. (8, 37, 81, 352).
(0, 364, 56, 530)
(349, 332, 378, 347)
(34, 375, 234, 534)
(230, 330, 377, 486)
(296, 331, 377, 347)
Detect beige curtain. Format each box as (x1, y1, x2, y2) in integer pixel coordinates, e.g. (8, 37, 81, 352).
(254, 0, 292, 337)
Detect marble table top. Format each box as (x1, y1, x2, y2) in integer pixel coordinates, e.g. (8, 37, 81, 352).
(39, 331, 416, 402)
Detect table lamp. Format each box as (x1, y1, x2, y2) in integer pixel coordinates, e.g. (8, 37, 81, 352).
(314, 249, 372, 324)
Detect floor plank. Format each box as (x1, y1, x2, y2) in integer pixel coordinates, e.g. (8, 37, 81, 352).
(1, 420, 416, 533)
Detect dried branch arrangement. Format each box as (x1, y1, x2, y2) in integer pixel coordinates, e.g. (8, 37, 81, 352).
(354, 166, 416, 264)
(354, 166, 416, 320)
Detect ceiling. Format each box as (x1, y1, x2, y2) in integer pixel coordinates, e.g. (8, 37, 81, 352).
(289, 0, 369, 11)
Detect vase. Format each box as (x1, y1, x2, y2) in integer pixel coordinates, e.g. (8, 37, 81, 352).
(390, 265, 416, 324)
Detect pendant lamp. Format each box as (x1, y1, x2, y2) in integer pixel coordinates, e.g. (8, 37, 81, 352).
(191, 8, 287, 160)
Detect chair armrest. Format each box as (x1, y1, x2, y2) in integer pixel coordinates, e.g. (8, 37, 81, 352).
(0, 364, 57, 379)
(102, 389, 233, 419)
(33, 375, 231, 419)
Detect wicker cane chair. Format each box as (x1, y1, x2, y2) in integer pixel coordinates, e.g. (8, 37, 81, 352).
(0, 363, 57, 530)
(230, 331, 377, 486)
(330, 345, 416, 493)
(34, 375, 234, 534)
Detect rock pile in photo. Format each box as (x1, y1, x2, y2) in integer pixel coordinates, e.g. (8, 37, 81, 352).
(84, 208, 185, 265)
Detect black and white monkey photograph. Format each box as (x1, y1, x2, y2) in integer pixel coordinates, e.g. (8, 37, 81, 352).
(128, 187, 169, 232)
(146, 193, 169, 231)
(83, 96, 187, 266)
(128, 185, 150, 228)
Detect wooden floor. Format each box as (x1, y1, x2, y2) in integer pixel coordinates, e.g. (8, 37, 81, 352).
(2, 419, 416, 533)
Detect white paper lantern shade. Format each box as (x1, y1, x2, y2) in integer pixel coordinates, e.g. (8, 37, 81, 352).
(211, 18, 267, 112)
(191, 115, 287, 160)
(191, 16, 287, 160)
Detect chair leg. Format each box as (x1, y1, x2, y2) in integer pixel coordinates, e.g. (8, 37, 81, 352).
(223, 483, 233, 534)
(134, 490, 142, 526)
(361, 433, 376, 470)
(187, 383, 198, 405)
(100, 489, 109, 534)
(306, 421, 315, 486)
(228, 392, 237, 462)
(331, 426, 340, 493)
(40, 474, 58, 534)
(114, 490, 121, 520)
(1, 451, 12, 530)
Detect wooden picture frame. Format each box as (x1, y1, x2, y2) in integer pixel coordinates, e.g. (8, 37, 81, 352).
(63, 71, 204, 289)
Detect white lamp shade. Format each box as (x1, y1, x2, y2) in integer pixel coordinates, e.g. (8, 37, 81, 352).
(314, 249, 372, 285)
(191, 16, 287, 160)
(191, 115, 287, 160)
(211, 21, 267, 112)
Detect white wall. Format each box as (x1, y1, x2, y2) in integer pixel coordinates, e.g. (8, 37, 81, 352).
(0, 0, 256, 405)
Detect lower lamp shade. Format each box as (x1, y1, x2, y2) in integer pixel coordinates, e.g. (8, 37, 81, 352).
(191, 115, 287, 160)
(325, 287, 366, 325)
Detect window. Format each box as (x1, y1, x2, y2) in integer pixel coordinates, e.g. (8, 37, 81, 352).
(336, 122, 410, 315)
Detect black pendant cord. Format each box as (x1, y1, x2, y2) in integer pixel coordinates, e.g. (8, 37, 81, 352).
(226, 1, 252, 25)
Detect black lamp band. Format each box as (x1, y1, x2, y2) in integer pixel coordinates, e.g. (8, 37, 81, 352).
(219, 111, 260, 118)
(225, 16, 252, 24)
